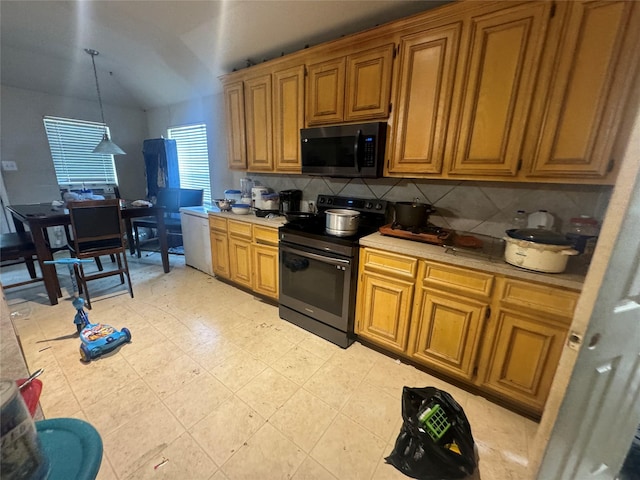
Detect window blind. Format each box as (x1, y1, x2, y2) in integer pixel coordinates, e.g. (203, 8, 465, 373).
(168, 123, 211, 204)
(43, 116, 118, 186)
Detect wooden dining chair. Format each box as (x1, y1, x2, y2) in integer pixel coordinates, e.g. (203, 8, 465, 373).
(132, 187, 203, 257)
(0, 232, 44, 289)
(67, 199, 133, 309)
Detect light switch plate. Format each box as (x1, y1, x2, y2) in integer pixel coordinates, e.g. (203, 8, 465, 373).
(1, 161, 17, 171)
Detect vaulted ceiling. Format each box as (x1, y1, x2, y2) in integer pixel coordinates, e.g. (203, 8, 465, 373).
(1, 0, 450, 110)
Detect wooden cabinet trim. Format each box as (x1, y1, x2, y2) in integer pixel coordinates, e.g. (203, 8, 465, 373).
(361, 248, 418, 279)
(228, 219, 253, 239)
(499, 278, 578, 321)
(421, 260, 494, 298)
(253, 225, 279, 245)
(209, 216, 228, 232)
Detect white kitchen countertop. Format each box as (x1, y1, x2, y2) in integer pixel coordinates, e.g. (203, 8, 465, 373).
(208, 209, 287, 228)
(179, 206, 211, 219)
(359, 232, 586, 291)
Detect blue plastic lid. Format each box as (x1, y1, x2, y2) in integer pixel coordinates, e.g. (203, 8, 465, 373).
(232, 204, 251, 208)
(224, 189, 241, 194)
(36, 418, 103, 480)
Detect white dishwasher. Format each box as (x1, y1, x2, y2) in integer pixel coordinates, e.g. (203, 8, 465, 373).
(180, 207, 213, 275)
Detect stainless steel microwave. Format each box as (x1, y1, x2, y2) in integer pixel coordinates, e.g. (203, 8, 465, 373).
(300, 122, 387, 178)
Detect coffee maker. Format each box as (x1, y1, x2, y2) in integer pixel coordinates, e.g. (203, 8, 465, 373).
(279, 189, 302, 214)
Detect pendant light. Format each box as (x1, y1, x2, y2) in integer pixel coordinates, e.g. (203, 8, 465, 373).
(85, 48, 126, 155)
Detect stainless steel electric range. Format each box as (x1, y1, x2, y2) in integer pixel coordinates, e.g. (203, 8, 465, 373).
(278, 195, 388, 348)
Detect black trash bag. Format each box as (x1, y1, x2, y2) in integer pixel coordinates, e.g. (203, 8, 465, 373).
(385, 386, 477, 480)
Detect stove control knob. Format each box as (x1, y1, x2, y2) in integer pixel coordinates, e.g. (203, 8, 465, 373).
(327, 198, 333, 205)
(318, 197, 325, 204)
(365, 202, 373, 209)
(375, 203, 383, 210)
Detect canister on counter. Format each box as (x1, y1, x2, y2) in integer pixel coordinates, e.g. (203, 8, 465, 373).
(1, 380, 49, 480)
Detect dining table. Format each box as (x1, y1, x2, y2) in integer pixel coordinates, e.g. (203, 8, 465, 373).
(7, 202, 170, 306)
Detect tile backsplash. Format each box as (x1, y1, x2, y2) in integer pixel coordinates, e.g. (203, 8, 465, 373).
(229, 173, 612, 238)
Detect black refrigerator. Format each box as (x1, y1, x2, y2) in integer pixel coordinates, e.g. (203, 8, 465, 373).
(142, 138, 180, 200)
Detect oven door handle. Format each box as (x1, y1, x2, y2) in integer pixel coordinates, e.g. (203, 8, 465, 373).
(280, 244, 351, 267)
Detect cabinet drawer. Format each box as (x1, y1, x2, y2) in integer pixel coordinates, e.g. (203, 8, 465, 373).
(253, 225, 279, 246)
(209, 216, 228, 232)
(361, 248, 418, 280)
(500, 278, 579, 320)
(421, 261, 493, 299)
(228, 219, 253, 239)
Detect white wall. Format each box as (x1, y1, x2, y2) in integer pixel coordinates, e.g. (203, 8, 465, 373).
(0, 85, 149, 205)
(145, 92, 233, 201)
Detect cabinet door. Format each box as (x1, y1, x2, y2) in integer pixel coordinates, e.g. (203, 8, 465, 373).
(527, 1, 639, 178)
(389, 24, 462, 175)
(356, 271, 414, 354)
(344, 44, 394, 121)
(252, 244, 279, 299)
(450, 2, 551, 176)
(228, 237, 252, 288)
(223, 81, 247, 169)
(306, 57, 346, 125)
(482, 309, 566, 412)
(408, 288, 486, 380)
(210, 230, 230, 278)
(245, 74, 274, 172)
(273, 65, 305, 173)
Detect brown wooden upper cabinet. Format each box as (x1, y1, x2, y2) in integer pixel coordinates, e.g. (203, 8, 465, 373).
(223, 81, 247, 170)
(245, 74, 274, 172)
(306, 44, 395, 125)
(272, 65, 305, 173)
(449, 2, 553, 177)
(388, 22, 463, 175)
(523, 1, 640, 179)
(235, 63, 305, 174)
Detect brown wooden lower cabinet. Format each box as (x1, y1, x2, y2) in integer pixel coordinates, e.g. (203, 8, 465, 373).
(210, 217, 230, 278)
(479, 308, 568, 412)
(355, 247, 579, 416)
(408, 288, 487, 382)
(209, 216, 279, 299)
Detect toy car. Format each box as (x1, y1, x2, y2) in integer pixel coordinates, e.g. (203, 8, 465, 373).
(73, 298, 131, 362)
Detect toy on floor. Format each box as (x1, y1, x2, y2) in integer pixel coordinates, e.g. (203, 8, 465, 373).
(44, 257, 132, 362)
(73, 297, 131, 362)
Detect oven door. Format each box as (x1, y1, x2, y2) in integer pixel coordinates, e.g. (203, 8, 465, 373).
(279, 242, 352, 331)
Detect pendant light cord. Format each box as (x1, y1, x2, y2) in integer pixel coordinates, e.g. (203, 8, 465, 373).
(86, 49, 107, 126)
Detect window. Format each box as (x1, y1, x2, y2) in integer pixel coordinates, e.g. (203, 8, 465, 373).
(168, 123, 211, 204)
(43, 116, 118, 186)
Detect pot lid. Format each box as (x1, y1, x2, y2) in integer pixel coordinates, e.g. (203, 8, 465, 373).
(505, 228, 573, 245)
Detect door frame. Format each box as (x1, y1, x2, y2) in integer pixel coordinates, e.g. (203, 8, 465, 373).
(529, 70, 640, 475)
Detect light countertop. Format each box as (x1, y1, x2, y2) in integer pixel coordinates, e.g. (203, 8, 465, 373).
(207, 209, 287, 228)
(359, 232, 586, 291)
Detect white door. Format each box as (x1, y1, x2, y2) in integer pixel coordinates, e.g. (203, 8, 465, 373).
(536, 146, 640, 475)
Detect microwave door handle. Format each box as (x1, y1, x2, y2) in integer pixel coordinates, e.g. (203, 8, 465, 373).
(354, 129, 362, 171)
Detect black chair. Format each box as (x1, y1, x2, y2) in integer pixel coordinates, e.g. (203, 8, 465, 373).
(0, 232, 43, 290)
(132, 188, 203, 257)
(67, 199, 133, 309)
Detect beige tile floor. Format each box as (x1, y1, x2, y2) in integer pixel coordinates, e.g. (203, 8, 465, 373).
(2, 252, 537, 479)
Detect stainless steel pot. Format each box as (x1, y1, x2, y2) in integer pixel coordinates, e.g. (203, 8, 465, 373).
(503, 228, 578, 273)
(325, 209, 360, 236)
